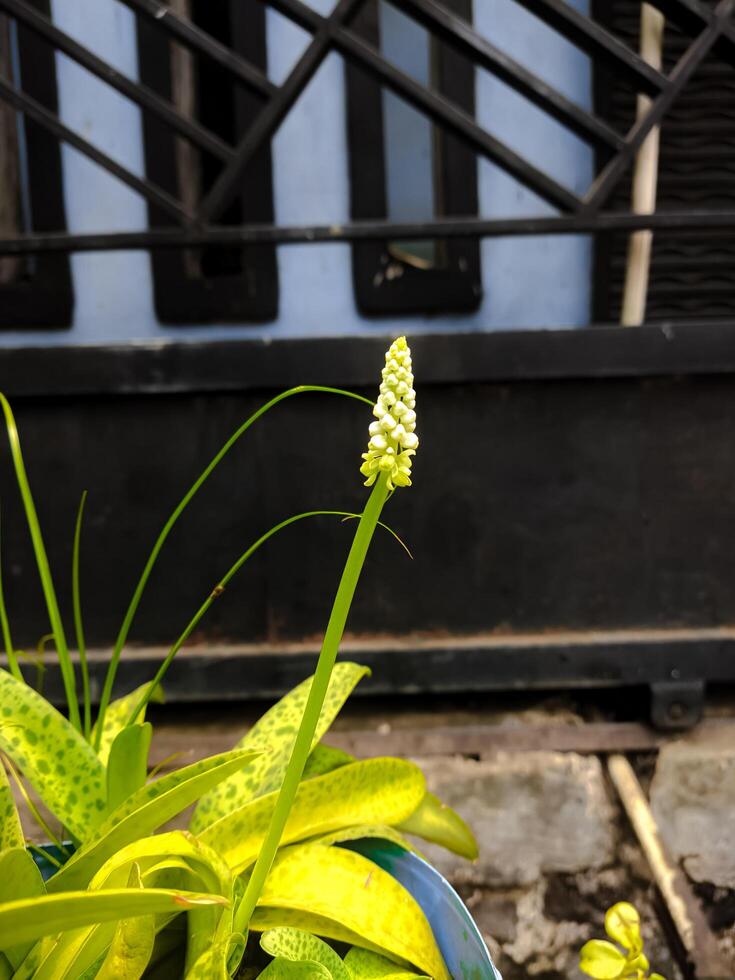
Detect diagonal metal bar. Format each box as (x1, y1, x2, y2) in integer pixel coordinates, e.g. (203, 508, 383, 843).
(0, 76, 191, 224)
(262, 0, 582, 214)
(513, 0, 667, 96)
(583, 0, 735, 212)
(0, 0, 234, 163)
(116, 0, 276, 99)
(388, 0, 623, 151)
(198, 0, 364, 224)
(645, 0, 735, 66)
(1, 210, 734, 255)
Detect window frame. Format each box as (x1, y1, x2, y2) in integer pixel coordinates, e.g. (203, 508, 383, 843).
(0, 0, 73, 330)
(136, 0, 278, 325)
(345, 0, 482, 317)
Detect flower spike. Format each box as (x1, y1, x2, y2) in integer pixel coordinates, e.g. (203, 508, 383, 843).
(360, 336, 418, 492)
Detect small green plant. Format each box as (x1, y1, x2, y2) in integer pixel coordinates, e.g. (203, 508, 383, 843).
(0, 338, 478, 979)
(579, 902, 667, 980)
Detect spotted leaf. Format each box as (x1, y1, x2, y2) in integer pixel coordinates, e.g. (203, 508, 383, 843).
(190, 663, 369, 833)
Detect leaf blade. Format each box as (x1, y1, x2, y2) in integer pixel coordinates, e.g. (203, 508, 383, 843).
(190, 663, 369, 833)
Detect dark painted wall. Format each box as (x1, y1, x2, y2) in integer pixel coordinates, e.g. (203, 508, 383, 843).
(3, 373, 735, 652)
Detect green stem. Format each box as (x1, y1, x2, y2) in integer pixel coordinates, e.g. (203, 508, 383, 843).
(0, 510, 22, 682)
(94, 385, 371, 751)
(234, 474, 390, 935)
(0, 394, 80, 731)
(124, 508, 404, 727)
(72, 491, 92, 740)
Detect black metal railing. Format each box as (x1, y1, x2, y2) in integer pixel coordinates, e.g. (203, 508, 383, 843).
(0, 0, 732, 255)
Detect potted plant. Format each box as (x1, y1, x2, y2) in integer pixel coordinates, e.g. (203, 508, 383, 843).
(0, 338, 501, 978)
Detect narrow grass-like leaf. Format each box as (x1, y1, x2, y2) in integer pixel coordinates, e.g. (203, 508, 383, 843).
(94, 385, 372, 749)
(0, 394, 80, 730)
(251, 844, 449, 980)
(126, 511, 404, 730)
(2, 754, 70, 856)
(92, 683, 163, 766)
(47, 748, 259, 893)
(397, 792, 478, 860)
(0, 758, 23, 850)
(0, 511, 22, 683)
(190, 662, 369, 833)
(0, 953, 10, 979)
(344, 947, 429, 980)
(201, 758, 425, 874)
(0, 670, 105, 839)
(105, 723, 152, 814)
(0, 889, 227, 952)
(72, 490, 92, 740)
(261, 927, 350, 980)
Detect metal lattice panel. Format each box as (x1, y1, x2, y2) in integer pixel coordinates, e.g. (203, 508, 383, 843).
(0, 0, 732, 256)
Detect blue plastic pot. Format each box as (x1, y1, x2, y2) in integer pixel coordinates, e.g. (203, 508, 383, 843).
(31, 840, 502, 979)
(349, 840, 502, 980)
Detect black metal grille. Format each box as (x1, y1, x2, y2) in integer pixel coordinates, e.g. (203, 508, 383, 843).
(0, 0, 733, 261)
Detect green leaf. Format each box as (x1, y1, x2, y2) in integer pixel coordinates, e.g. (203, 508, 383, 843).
(201, 758, 425, 874)
(261, 927, 350, 980)
(0, 669, 106, 839)
(92, 683, 164, 766)
(0, 889, 227, 952)
(604, 902, 642, 955)
(397, 792, 478, 860)
(0, 953, 11, 980)
(578, 939, 627, 979)
(308, 825, 416, 854)
(344, 946, 429, 980)
(185, 940, 232, 980)
(251, 843, 449, 980)
(94, 864, 155, 980)
(0, 759, 23, 851)
(258, 960, 330, 980)
(105, 723, 152, 814)
(47, 748, 260, 893)
(85, 830, 234, 974)
(303, 746, 354, 780)
(0, 847, 45, 968)
(190, 663, 369, 833)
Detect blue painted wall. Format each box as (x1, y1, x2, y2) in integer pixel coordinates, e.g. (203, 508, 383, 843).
(3, 0, 593, 347)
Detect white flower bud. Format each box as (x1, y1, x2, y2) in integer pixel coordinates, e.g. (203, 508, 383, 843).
(360, 336, 418, 491)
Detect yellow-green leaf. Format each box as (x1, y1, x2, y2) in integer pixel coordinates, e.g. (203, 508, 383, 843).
(106, 723, 152, 814)
(185, 940, 231, 980)
(604, 902, 642, 955)
(0, 848, 45, 968)
(93, 864, 154, 980)
(579, 939, 627, 979)
(261, 927, 350, 980)
(397, 793, 478, 860)
(0, 669, 105, 839)
(201, 759, 425, 874)
(0, 889, 227, 951)
(92, 683, 163, 765)
(344, 946, 429, 980)
(309, 825, 416, 854)
(190, 663, 369, 833)
(0, 760, 22, 851)
(0, 952, 10, 980)
(252, 843, 449, 980)
(303, 745, 354, 780)
(47, 748, 259, 893)
(258, 960, 330, 980)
